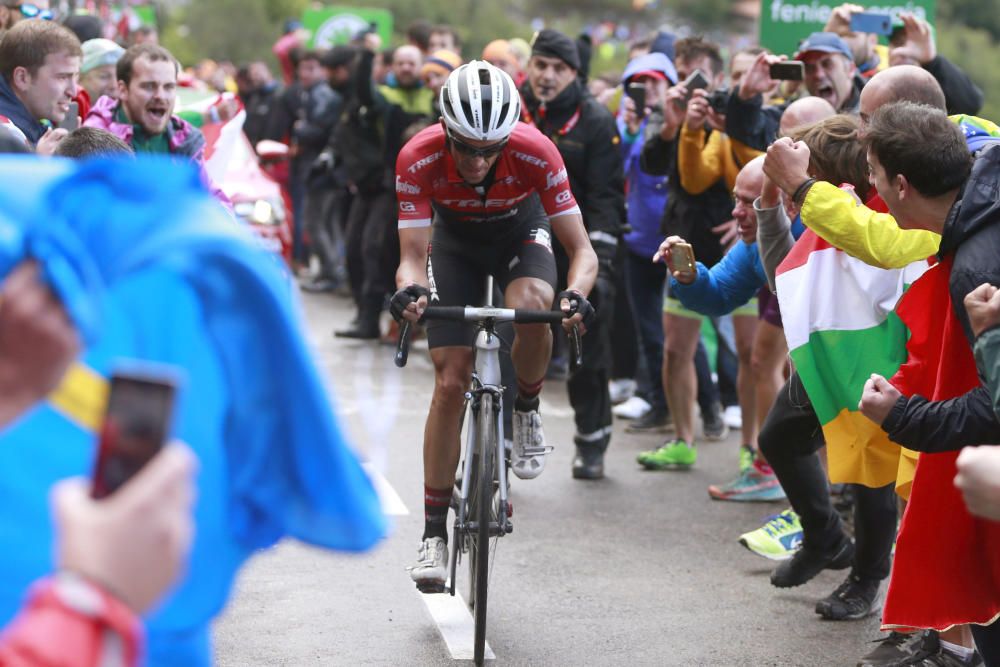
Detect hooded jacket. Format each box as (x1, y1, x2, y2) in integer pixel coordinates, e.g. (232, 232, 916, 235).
(84, 95, 207, 162)
(0, 74, 45, 146)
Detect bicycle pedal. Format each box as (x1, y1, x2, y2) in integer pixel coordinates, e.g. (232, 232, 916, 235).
(415, 581, 447, 595)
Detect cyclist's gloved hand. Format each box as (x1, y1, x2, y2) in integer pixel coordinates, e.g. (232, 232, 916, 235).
(390, 284, 431, 323)
(557, 289, 596, 334)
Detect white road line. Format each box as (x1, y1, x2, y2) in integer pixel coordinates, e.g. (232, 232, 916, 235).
(362, 463, 409, 516)
(419, 587, 495, 661)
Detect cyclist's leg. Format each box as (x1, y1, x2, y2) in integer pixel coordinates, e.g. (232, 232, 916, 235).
(505, 277, 555, 397)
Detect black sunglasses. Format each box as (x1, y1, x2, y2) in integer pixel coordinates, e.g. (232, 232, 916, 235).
(447, 131, 508, 159)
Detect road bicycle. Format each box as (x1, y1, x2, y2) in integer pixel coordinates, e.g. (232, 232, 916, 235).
(395, 279, 581, 666)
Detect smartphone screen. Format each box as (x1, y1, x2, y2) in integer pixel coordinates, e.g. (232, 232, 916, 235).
(668, 243, 696, 275)
(850, 12, 894, 36)
(626, 83, 646, 115)
(58, 101, 79, 131)
(769, 61, 805, 81)
(91, 370, 177, 499)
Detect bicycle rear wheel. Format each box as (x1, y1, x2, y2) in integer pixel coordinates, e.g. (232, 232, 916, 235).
(467, 392, 495, 666)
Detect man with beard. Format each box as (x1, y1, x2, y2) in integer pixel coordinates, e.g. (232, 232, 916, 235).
(520, 28, 626, 479)
(84, 44, 206, 163)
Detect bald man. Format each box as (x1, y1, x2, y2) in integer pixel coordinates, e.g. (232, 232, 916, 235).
(778, 96, 836, 135)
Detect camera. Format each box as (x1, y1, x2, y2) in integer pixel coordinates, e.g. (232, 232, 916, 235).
(707, 88, 730, 115)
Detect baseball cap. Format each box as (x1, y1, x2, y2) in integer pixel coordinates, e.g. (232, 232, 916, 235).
(794, 32, 853, 61)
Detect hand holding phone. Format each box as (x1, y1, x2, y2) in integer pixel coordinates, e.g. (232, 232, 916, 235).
(668, 241, 697, 282)
(91, 367, 178, 499)
(850, 11, 894, 36)
(677, 69, 710, 107)
(626, 82, 647, 117)
(58, 101, 79, 131)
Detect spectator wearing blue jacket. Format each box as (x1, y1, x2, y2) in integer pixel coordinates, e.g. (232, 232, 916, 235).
(660, 157, 785, 501)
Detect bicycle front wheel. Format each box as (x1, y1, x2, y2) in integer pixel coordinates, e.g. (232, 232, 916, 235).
(467, 392, 495, 666)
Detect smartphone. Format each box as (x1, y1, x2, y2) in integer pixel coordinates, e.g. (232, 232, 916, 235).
(58, 101, 78, 131)
(91, 367, 178, 499)
(668, 242, 696, 275)
(626, 82, 646, 115)
(850, 11, 894, 36)
(769, 61, 805, 81)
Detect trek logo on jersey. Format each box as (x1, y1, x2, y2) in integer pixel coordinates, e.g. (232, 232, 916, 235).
(511, 151, 548, 169)
(407, 151, 445, 174)
(438, 192, 530, 209)
(545, 167, 568, 190)
(395, 176, 421, 195)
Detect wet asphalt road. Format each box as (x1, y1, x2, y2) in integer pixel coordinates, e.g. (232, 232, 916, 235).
(213, 291, 881, 666)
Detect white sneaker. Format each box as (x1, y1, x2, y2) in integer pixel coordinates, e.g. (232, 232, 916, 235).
(608, 378, 637, 404)
(511, 409, 550, 479)
(612, 395, 651, 420)
(723, 405, 743, 430)
(409, 536, 448, 590)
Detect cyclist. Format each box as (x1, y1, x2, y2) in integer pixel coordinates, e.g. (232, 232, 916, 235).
(391, 61, 597, 590)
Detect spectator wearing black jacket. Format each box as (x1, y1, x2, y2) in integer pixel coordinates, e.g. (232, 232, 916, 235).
(268, 49, 342, 268)
(240, 61, 281, 151)
(520, 29, 626, 479)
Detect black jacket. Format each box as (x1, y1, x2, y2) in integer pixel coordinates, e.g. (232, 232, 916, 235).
(520, 79, 626, 269)
(242, 81, 282, 150)
(883, 145, 1000, 451)
(268, 80, 342, 164)
(640, 112, 733, 269)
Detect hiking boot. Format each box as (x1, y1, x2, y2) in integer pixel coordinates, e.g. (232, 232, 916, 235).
(637, 439, 697, 470)
(770, 536, 854, 588)
(625, 408, 673, 434)
(857, 631, 926, 667)
(702, 404, 729, 441)
(409, 536, 448, 593)
(612, 395, 651, 420)
(738, 509, 803, 561)
(511, 409, 551, 479)
(816, 572, 882, 620)
(890, 631, 983, 667)
(572, 446, 604, 480)
(708, 462, 786, 502)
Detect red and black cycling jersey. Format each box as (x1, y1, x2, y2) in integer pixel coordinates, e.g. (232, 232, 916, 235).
(394, 122, 581, 229)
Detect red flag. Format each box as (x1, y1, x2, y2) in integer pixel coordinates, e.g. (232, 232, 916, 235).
(884, 255, 1000, 630)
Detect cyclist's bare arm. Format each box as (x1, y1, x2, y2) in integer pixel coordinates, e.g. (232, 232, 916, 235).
(549, 211, 598, 331)
(396, 225, 432, 322)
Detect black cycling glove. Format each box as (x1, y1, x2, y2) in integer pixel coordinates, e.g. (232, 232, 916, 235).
(389, 284, 431, 322)
(557, 289, 596, 331)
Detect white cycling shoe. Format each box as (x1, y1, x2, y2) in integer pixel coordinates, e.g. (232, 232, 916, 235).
(409, 536, 448, 593)
(511, 409, 552, 480)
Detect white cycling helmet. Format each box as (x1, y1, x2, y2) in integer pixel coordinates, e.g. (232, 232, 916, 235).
(439, 60, 521, 142)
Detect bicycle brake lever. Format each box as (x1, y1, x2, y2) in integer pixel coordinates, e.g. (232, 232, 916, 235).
(568, 325, 582, 374)
(394, 321, 412, 367)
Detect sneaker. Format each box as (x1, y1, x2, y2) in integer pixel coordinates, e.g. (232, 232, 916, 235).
(770, 536, 854, 588)
(625, 409, 673, 434)
(511, 409, 550, 479)
(702, 404, 729, 441)
(409, 536, 448, 592)
(708, 462, 786, 502)
(739, 444, 756, 474)
(884, 631, 983, 667)
(723, 404, 743, 429)
(815, 572, 881, 620)
(738, 509, 803, 561)
(612, 395, 651, 420)
(857, 631, 925, 666)
(637, 439, 697, 470)
(609, 378, 637, 404)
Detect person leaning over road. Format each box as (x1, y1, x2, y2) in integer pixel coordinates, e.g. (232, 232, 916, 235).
(519, 28, 625, 479)
(0, 261, 196, 667)
(0, 19, 80, 154)
(391, 62, 597, 590)
(638, 36, 736, 472)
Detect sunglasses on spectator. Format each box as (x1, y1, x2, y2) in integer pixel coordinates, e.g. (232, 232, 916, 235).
(18, 3, 54, 20)
(447, 131, 508, 159)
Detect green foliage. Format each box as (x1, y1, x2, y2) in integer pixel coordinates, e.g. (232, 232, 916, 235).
(938, 0, 1000, 43)
(936, 21, 1000, 123)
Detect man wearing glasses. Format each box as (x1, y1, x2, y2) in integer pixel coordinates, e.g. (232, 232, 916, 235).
(0, 1, 52, 34)
(393, 61, 597, 590)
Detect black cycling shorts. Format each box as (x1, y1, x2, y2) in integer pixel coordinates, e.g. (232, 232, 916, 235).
(426, 209, 557, 349)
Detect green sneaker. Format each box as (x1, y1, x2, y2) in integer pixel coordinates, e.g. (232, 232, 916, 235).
(739, 444, 756, 474)
(637, 439, 697, 470)
(737, 509, 803, 561)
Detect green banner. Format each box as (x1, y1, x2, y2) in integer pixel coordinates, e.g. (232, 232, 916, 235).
(759, 0, 935, 57)
(302, 7, 393, 49)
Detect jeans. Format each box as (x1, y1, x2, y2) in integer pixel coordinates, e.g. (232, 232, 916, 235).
(758, 372, 897, 581)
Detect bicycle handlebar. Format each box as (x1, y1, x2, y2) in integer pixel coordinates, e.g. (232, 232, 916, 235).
(394, 306, 582, 372)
